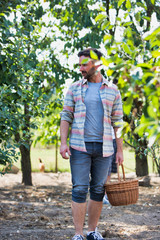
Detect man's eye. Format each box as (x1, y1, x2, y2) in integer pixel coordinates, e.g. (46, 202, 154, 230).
(79, 64, 86, 67)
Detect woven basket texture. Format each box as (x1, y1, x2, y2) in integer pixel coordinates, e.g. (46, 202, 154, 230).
(105, 164, 139, 206)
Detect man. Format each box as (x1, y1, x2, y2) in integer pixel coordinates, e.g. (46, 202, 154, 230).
(60, 48, 123, 240)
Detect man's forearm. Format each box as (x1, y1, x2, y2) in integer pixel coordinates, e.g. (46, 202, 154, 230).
(114, 127, 124, 164)
(60, 120, 70, 144)
(115, 137, 123, 151)
(114, 128, 123, 148)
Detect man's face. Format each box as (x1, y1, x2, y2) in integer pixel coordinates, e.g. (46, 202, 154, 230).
(79, 56, 97, 80)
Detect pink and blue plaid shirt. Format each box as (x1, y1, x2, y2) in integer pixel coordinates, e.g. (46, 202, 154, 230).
(60, 77, 123, 157)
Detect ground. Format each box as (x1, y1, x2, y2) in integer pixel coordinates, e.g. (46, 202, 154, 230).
(0, 172, 160, 240)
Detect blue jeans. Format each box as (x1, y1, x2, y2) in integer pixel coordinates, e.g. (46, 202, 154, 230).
(70, 142, 113, 203)
(108, 139, 117, 176)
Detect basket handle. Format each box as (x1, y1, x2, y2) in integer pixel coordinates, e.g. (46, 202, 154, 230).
(117, 163, 125, 181)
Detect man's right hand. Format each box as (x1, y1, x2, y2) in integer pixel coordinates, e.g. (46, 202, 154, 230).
(60, 143, 71, 159)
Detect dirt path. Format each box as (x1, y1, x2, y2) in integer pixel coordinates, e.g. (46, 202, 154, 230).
(0, 172, 160, 240)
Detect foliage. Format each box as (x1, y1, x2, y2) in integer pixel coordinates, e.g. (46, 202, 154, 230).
(95, 0, 160, 174)
(34, 0, 105, 147)
(49, 0, 104, 51)
(0, 0, 63, 180)
(0, 1, 22, 167)
(33, 91, 63, 147)
(0, 82, 19, 169)
(48, 0, 105, 73)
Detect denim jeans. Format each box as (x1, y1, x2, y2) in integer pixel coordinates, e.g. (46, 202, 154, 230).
(108, 139, 117, 176)
(70, 142, 113, 203)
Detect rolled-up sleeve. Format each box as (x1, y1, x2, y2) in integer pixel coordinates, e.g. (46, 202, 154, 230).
(60, 85, 74, 124)
(111, 89, 123, 127)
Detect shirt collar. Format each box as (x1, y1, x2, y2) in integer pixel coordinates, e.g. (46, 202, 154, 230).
(82, 76, 109, 85)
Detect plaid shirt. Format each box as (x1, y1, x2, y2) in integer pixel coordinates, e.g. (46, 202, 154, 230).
(60, 77, 123, 157)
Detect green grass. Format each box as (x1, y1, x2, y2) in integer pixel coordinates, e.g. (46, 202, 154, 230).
(14, 146, 70, 173)
(123, 147, 154, 174)
(9, 146, 154, 174)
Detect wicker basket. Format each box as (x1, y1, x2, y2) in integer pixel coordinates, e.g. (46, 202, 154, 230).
(105, 164, 139, 206)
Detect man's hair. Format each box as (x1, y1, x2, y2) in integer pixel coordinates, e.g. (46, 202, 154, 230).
(78, 48, 103, 60)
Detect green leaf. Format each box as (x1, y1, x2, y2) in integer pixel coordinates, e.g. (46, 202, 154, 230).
(81, 58, 90, 64)
(144, 27, 160, 40)
(90, 50, 98, 60)
(151, 50, 160, 58)
(101, 20, 110, 30)
(150, 0, 155, 4)
(151, 40, 160, 48)
(134, 122, 151, 136)
(95, 14, 106, 22)
(122, 43, 132, 55)
(152, 96, 159, 109)
(143, 16, 151, 21)
(135, 12, 140, 21)
(103, 34, 112, 42)
(137, 63, 153, 69)
(107, 69, 114, 76)
(101, 57, 110, 66)
(126, 0, 131, 9)
(112, 63, 125, 70)
(118, 0, 125, 7)
(142, 72, 154, 82)
(123, 95, 133, 115)
(99, 6, 106, 12)
(116, 17, 121, 21)
(147, 106, 157, 118)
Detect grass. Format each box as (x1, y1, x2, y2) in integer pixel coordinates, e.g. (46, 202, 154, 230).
(9, 146, 154, 174)
(14, 146, 70, 173)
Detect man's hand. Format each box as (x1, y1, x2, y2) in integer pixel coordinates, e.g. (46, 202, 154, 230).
(60, 143, 71, 159)
(116, 150, 124, 165)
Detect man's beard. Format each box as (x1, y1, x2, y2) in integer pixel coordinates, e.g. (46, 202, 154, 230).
(83, 67, 97, 80)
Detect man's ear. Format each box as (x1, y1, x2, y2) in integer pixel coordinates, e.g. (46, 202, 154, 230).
(94, 60, 102, 68)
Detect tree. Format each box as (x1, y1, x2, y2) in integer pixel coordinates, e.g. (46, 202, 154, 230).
(96, 0, 160, 176)
(0, 0, 59, 184)
(0, 0, 22, 172)
(49, 0, 105, 59)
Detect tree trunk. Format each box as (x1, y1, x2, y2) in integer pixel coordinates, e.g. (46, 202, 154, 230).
(135, 150, 148, 176)
(135, 139, 148, 176)
(20, 101, 32, 186)
(20, 144, 32, 185)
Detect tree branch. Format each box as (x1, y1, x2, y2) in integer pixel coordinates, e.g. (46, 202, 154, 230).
(124, 140, 136, 149)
